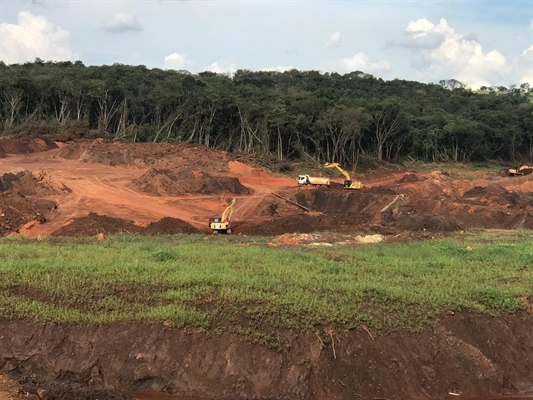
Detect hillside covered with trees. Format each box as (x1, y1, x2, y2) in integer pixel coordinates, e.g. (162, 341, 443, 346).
(1, 59, 532, 167)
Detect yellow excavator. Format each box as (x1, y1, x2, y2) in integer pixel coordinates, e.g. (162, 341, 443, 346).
(324, 163, 362, 189)
(508, 164, 533, 176)
(209, 198, 236, 234)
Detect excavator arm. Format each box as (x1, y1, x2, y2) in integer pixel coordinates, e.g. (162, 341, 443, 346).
(221, 198, 236, 222)
(324, 163, 351, 180)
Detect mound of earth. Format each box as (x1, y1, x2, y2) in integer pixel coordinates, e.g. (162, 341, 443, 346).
(144, 217, 202, 234)
(0, 171, 61, 197)
(462, 184, 520, 207)
(0, 193, 56, 236)
(57, 140, 234, 173)
(0, 137, 58, 155)
(134, 168, 249, 195)
(51, 213, 142, 236)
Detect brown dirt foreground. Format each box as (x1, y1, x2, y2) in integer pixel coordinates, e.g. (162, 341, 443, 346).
(1, 313, 533, 400)
(1, 139, 533, 399)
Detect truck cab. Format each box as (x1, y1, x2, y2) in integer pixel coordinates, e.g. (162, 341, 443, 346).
(297, 175, 309, 186)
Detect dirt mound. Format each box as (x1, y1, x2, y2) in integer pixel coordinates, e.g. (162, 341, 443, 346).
(0, 137, 58, 155)
(51, 213, 142, 236)
(0, 193, 56, 236)
(144, 217, 202, 234)
(462, 184, 520, 207)
(134, 168, 249, 196)
(0, 171, 61, 197)
(50, 214, 202, 236)
(57, 140, 233, 173)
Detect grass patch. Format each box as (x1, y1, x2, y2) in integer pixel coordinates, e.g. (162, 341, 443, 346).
(0, 233, 532, 332)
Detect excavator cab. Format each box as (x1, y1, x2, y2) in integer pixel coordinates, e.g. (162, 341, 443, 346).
(209, 198, 236, 234)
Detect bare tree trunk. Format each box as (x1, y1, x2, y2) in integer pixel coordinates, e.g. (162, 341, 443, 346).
(3, 91, 24, 131)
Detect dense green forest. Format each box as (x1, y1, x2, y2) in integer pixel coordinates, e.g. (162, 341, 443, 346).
(1, 59, 532, 167)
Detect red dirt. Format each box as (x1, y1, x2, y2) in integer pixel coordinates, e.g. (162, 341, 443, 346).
(0, 139, 533, 238)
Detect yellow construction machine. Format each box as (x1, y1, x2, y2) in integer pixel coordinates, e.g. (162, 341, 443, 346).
(324, 163, 362, 189)
(209, 198, 236, 234)
(508, 164, 533, 176)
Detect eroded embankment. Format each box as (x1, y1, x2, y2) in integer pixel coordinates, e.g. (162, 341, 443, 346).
(1, 312, 532, 400)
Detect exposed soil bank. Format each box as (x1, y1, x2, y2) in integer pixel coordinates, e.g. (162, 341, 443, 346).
(1, 312, 532, 400)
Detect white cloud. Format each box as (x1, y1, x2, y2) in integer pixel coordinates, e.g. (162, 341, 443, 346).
(517, 45, 533, 84)
(0, 11, 75, 64)
(203, 60, 237, 75)
(164, 52, 190, 70)
(326, 32, 342, 48)
(260, 65, 295, 72)
(402, 18, 507, 89)
(103, 12, 142, 33)
(326, 52, 392, 75)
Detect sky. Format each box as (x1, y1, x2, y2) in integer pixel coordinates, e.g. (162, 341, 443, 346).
(0, 0, 532, 89)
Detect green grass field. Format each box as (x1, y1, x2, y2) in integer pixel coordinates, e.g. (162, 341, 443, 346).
(1, 231, 532, 333)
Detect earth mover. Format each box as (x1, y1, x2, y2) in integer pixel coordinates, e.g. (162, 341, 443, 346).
(324, 163, 362, 189)
(508, 164, 533, 176)
(209, 198, 236, 234)
(298, 175, 330, 187)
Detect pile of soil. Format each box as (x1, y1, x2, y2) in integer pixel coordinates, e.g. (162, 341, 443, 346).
(462, 184, 520, 207)
(58, 141, 233, 173)
(51, 213, 143, 236)
(143, 217, 201, 234)
(134, 168, 249, 196)
(0, 138, 58, 155)
(50, 214, 203, 237)
(0, 171, 60, 197)
(0, 193, 56, 236)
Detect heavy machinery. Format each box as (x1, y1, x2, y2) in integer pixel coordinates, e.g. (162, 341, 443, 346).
(324, 163, 362, 189)
(297, 175, 331, 187)
(209, 198, 236, 234)
(508, 164, 533, 176)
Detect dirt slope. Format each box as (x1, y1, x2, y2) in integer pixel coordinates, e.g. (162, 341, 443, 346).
(1, 313, 533, 400)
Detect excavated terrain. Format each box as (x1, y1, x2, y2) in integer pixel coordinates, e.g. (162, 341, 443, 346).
(1, 137, 533, 399)
(2, 138, 533, 240)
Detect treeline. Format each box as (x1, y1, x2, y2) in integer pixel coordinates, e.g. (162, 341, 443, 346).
(1, 59, 532, 167)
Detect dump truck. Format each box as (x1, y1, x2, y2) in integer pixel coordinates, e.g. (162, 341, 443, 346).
(297, 175, 330, 187)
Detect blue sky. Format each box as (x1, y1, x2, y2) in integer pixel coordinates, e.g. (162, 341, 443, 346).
(1, 0, 531, 88)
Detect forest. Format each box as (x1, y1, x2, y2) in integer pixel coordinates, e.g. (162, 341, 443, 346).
(1, 59, 532, 168)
